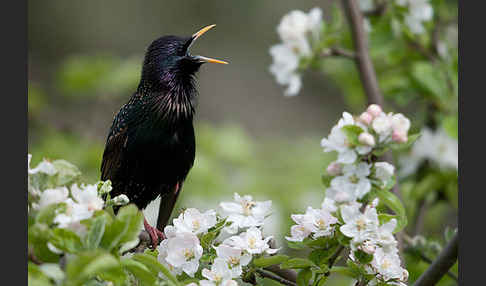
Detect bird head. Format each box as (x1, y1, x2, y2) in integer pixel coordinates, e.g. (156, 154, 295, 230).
(139, 24, 227, 93)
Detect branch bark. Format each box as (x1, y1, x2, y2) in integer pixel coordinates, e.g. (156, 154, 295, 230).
(256, 269, 298, 286)
(321, 47, 356, 59)
(414, 233, 458, 286)
(342, 0, 384, 106)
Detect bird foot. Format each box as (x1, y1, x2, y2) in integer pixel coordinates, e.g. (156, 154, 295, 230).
(144, 218, 166, 249)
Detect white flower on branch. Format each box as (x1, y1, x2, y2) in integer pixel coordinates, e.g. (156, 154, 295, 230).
(269, 7, 323, 96)
(223, 227, 278, 255)
(201, 258, 237, 285)
(340, 203, 379, 245)
(397, 0, 434, 35)
(269, 44, 302, 96)
(399, 127, 457, 176)
(371, 247, 407, 281)
(331, 162, 372, 200)
(220, 193, 272, 234)
(173, 208, 217, 235)
(374, 162, 395, 185)
(321, 112, 366, 164)
(29, 158, 57, 175)
(214, 244, 252, 278)
(37, 187, 69, 210)
(162, 231, 203, 277)
(71, 184, 104, 212)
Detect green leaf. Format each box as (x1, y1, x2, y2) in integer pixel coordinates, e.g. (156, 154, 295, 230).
(411, 62, 448, 100)
(116, 204, 144, 244)
(330, 266, 355, 277)
(321, 174, 333, 188)
(297, 268, 313, 286)
(65, 250, 122, 286)
(200, 231, 217, 250)
(28, 224, 60, 262)
(371, 189, 407, 233)
(309, 248, 336, 267)
(280, 258, 315, 270)
(354, 250, 373, 264)
(132, 253, 179, 285)
(121, 258, 157, 285)
(442, 115, 458, 139)
(29, 263, 54, 286)
(50, 228, 84, 253)
(287, 240, 307, 250)
(341, 125, 364, 146)
(84, 215, 107, 250)
(253, 255, 290, 268)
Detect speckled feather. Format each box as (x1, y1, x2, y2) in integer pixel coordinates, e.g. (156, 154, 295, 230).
(101, 35, 203, 229)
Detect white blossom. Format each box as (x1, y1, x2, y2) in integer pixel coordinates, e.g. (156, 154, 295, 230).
(359, 132, 376, 147)
(29, 159, 57, 175)
(371, 247, 406, 281)
(340, 203, 379, 245)
(163, 232, 203, 277)
(220, 193, 272, 234)
(37, 187, 69, 210)
(214, 244, 252, 278)
(321, 112, 360, 164)
(269, 44, 302, 96)
(71, 184, 104, 212)
(201, 258, 234, 285)
(399, 128, 457, 176)
(374, 162, 395, 184)
(397, 0, 433, 34)
(173, 208, 217, 235)
(223, 227, 278, 255)
(326, 161, 343, 176)
(331, 162, 372, 200)
(270, 7, 323, 96)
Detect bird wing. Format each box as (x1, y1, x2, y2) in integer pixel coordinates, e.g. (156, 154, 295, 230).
(100, 101, 133, 182)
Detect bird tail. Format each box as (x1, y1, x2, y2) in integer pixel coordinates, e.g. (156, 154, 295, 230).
(156, 182, 182, 230)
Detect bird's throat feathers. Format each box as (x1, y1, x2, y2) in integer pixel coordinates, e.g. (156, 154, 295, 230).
(138, 68, 197, 123)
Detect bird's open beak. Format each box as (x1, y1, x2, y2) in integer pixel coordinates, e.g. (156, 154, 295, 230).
(189, 24, 228, 65)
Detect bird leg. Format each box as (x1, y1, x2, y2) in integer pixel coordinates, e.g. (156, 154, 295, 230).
(144, 217, 165, 249)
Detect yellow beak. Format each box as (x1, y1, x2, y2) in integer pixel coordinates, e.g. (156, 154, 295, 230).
(190, 24, 228, 65)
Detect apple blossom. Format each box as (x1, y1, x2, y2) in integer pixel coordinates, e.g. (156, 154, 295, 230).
(331, 162, 372, 200)
(220, 193, 272, 234)
(374, 162, 395, 184)
(367, 104, 383, 118)
(223, 227, 278, 255)
(173, 208, 217, 235)
(214, 244, 252, 277)
(340, 203, 379, 245)
(164, 232, 203, 277)
(37, 187, 69, 210)
(326, 161, 342, 176)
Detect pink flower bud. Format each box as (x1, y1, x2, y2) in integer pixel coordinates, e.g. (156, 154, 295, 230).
(358, 112, 373, 125)
(392, 130, 408, 143)
(367, 104, 383, 118)
(326, 162, 342, 176)
(358, 132, 376, 146)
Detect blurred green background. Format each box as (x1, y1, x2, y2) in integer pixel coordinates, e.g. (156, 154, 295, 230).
(28, 2, 456, 284)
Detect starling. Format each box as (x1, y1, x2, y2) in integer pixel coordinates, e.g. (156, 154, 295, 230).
(100, 25, 227, 248)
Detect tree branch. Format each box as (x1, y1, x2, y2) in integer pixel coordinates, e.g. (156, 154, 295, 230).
(264, 265, 298, 283)
(342, 0, 384, 106)
(414, 233, 458, 286)
(321, 47, 356, 59)
(256, 269, 298, 286)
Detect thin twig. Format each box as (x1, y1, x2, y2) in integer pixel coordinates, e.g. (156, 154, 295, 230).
(256, 269, 298, 286)
(265, 265, 298, 283)
(342, 0, 384, 106)
(414, 233, 458, 286)
(321, 47, 356, 59)
(325, 246, 345, 277)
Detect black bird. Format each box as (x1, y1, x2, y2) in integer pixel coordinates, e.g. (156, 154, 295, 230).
(100, 25, 227, 248)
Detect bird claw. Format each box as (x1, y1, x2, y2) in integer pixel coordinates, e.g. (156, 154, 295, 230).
(144, 218, 165, 249)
